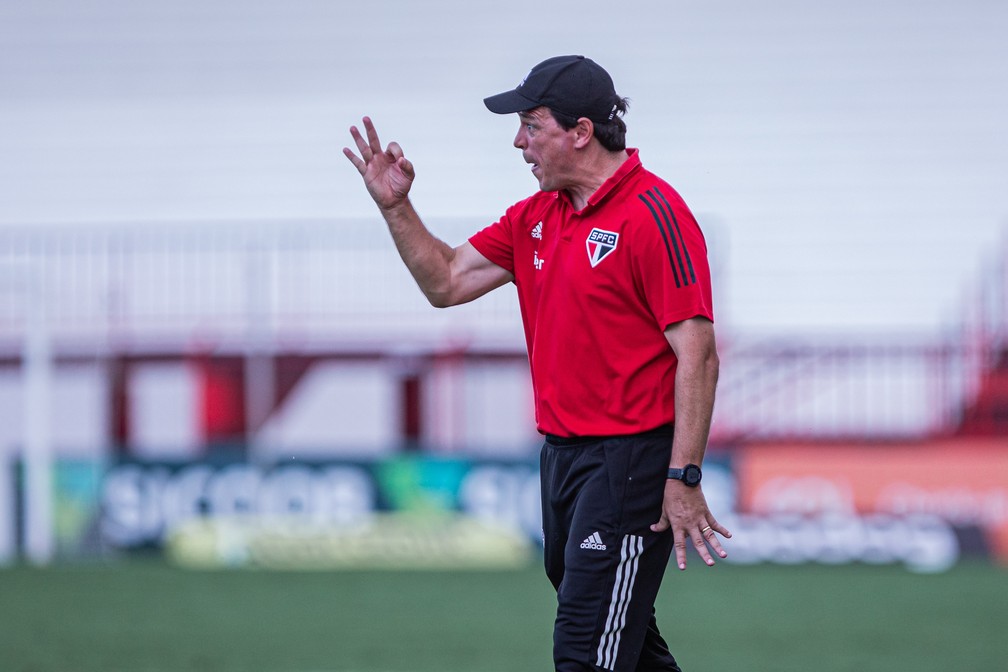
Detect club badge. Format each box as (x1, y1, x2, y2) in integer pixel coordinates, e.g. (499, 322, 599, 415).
(586, 228, 619, 267)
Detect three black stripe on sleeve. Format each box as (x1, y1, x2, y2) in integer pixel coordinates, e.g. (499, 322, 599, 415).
(638, 187, 697, 288)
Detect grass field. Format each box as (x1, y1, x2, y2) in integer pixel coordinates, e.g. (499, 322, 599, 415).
(1, 558, 1005, 672)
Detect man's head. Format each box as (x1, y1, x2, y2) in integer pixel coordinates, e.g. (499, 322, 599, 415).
(484, 55, 629, 152)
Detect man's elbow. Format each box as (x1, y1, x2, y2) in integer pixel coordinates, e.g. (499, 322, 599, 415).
(423, 283, 463, 309)
(422, 287, 452, 308)
(426, 294, 453, 309)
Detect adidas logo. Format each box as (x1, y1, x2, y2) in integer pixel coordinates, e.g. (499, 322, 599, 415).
(531, 222, 542, 239)
(580, 532, 607, 551)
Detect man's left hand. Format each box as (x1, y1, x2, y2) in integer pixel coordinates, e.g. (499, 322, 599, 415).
(650, 481, 731, 570)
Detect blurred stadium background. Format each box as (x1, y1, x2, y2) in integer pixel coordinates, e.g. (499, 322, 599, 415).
(1, 1, 1006, 670)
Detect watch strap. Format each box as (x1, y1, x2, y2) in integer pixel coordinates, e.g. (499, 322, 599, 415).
(668, 464, 702, 486)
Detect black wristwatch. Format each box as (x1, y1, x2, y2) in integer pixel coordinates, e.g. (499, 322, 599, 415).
(667, 464, 702, 487)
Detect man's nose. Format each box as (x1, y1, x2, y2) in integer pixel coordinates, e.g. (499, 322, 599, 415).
(513, 128, 526, 149)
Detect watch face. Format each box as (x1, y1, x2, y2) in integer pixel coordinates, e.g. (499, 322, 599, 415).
(683, 464, 702, 486)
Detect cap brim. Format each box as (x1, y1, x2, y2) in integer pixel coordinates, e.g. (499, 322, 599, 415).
(483, 89, 541, 115)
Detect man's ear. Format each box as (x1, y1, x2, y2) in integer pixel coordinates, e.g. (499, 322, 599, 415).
(573, 117, 595, 149)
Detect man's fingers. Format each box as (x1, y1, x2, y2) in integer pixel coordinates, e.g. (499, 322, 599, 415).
(343, 146, 365, 173)
(386, 141, 404, 159)
(397, 157, 415, 179)
(349, 124, 371, 159)
(676, 527, 722, 570)
(703, 518, 731, 559)
(362, 116, 383, 155)
(674, 535, 688, 571)
(692, 530, 716, 566)
(702, 526, 727, 559)
(348, 121, 413, 180)
(712, 519, 732, 539)
(385, 142, 415, 178)
(672, 519, 734, 570)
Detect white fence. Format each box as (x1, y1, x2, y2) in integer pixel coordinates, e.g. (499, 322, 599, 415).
(0, 219, 1004, 449)
(0, 219, 523, 352)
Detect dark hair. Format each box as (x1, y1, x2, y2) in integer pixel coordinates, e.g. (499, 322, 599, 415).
(549, 97, 630, 152)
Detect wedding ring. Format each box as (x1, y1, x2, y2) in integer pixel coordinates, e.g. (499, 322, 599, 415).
(701, 525, 712, 534)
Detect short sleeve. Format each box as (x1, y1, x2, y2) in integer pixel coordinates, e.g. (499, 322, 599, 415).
(633, 185, 714, 329)
(469, 212, 516, 276)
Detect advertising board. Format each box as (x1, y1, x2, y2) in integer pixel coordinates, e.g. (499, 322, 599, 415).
(95, 457, 540, 569)
(732, 439, 1008, 567)
(35, 439, 1003, 571)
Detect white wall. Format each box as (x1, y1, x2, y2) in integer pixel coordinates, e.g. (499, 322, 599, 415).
(424, 359, 539, 456)
(128, 362, 202, 458)
(256, 361, 400, 457)
(1, 0, 1006, 336)
(0, 365, 109, 459)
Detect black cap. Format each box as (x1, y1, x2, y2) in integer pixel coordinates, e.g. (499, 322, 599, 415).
(483, 55, 620, 124)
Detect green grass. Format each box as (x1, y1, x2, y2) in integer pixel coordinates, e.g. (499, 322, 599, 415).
(0, 559, 1005, 671)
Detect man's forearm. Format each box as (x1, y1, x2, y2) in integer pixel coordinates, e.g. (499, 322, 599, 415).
(379, 199, 457, 307)
(669, 348, 719, 467)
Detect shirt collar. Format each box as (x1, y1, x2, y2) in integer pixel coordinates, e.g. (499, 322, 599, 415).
(561, 148, 642, 212)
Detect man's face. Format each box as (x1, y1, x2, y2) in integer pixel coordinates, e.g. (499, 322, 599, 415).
(513, 107, 578, 193)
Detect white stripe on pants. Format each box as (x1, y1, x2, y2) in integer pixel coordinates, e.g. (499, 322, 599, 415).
(596, 534, 644, 670)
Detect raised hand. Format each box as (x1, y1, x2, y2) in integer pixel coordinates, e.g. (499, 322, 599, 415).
(343, 116, 415, 210)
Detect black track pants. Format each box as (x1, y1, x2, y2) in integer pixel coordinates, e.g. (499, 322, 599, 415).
(540, 428, 682, 672)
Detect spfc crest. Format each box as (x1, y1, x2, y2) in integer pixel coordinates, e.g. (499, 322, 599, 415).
(586, 228, 619, 267)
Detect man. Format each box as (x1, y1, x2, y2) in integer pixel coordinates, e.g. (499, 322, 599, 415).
(344, 55, 730, 672)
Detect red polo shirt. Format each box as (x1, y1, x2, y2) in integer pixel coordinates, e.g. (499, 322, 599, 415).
(469, 149, 714, 437)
